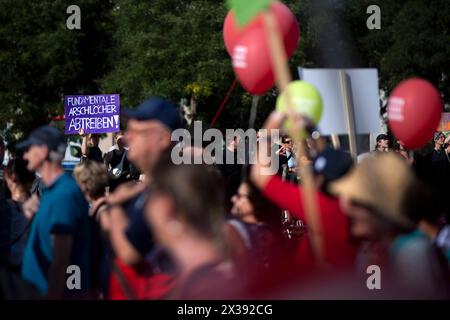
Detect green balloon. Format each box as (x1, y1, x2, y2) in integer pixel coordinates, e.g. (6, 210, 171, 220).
(276, 81, 323, 128)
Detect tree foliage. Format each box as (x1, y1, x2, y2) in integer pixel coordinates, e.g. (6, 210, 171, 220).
(1, 0, 448, 143)
(101, 0, 311, 131)
(0, 0, 113, 141)
(346, 0, 450, 108)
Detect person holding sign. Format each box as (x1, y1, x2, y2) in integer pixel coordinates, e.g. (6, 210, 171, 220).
(104, 132, 136, 192)
(79, 129, 103, 163)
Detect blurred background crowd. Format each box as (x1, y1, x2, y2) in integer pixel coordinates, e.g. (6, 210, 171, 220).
(0, 97, 449, 300)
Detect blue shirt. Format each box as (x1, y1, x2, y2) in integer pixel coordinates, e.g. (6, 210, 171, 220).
(124, 193, 154, 256)
(124, 192, 176, 274)
(21, 173, 91, 296)
(286, 151, 296, 169)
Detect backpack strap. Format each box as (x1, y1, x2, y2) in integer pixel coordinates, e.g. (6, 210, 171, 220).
(111, 261, 137, 300)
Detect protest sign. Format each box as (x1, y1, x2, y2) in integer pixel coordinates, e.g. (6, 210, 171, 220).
(298, 68, 381, 136)
(438, 113, 450, 132)
(64, 94, 120, 135)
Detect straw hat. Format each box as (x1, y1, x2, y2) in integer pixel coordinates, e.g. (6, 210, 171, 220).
(330, 153, 416, 229)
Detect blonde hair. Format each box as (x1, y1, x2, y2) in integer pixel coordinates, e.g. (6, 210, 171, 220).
(73, 161, 108, 199)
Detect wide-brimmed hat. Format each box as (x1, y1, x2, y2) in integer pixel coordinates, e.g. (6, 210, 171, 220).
(330, 153, 416, 229)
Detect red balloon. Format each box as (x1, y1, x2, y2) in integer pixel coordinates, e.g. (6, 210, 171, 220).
(223, 1, 300, 58)
(388, 78, 442, 150)
(232, 27, 274, 95)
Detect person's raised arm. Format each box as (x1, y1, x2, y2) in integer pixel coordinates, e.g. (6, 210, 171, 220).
(107, 205, 141, 265)
(103, 183, 147, 265)
(445, 135, 450, 154)
(250, 111, 312, 221)
(79, 129, 88, 157)
(445, 134, 450, 145)
(250, 111, 286, 190)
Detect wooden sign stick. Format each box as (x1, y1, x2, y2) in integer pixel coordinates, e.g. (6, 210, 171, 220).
(263, 11, 325, 267)
(331, 134, 341, 150)
(339, 70, 358, 159)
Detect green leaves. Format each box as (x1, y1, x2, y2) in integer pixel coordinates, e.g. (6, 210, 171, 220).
(0, 0, 309, 139)
(346, 0, 450, 109)
(226, 0, 271, 28)
(0, 0, 114, 140)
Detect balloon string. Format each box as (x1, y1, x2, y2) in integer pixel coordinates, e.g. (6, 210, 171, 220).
(209, 78, 238, 128)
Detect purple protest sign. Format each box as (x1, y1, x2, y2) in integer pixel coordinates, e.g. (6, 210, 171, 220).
(64, 94, 120, 134)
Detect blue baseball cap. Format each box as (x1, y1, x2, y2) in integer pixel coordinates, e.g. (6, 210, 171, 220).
(16, 125, 66, 157)
(313, 146, 354, 183)
(122, 97, 182, 132)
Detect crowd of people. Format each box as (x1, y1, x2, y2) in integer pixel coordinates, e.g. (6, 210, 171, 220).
(0, 97, 449, 300)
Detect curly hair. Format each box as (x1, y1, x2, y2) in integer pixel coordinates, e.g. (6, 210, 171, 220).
(73, 161, 108, 200)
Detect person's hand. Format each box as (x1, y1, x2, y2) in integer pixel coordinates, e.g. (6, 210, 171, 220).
(23, 194, 40, 220)
(445, 135, 450, 144)
(289, 114, 314, 141)
(276, 146, 286, 155)
(106, 182, 146, 206)
(79, 129, 87, 137)
(263, 111, 286, 131)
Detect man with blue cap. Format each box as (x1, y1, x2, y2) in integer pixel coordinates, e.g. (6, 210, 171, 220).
(17, 125, 91, 299)
(102, 97, 182, 299)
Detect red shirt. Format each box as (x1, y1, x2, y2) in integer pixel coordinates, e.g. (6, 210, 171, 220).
(109, 258, 175, 300)
(262, 175, 356, 273)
